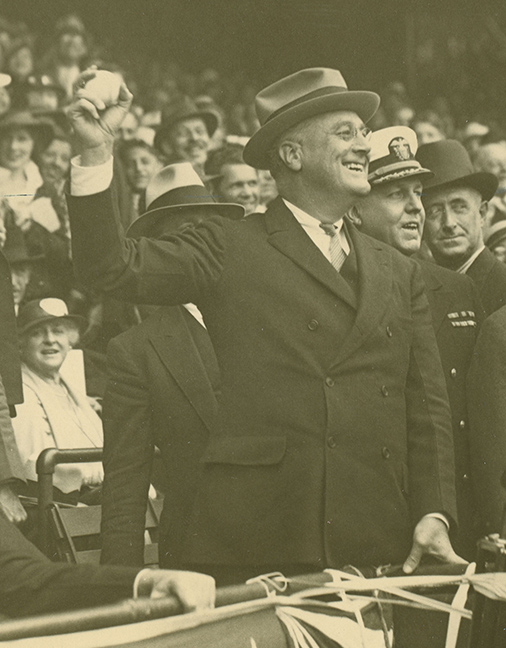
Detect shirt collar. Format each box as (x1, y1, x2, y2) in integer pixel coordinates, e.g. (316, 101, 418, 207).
(282, 198, 345, 235)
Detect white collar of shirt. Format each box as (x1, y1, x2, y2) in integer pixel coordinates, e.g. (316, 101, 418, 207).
(282, 198, 350, 262)
(183, 303, 206, 328)
(456, 245, 485, 274)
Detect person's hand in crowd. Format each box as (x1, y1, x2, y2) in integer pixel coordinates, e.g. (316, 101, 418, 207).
(402, 515, 467, 574)
(0, 483, 27, 525)
(135, 569, 216, 612)
(68, 68, 133, 163)
(11, 205, 32, 233)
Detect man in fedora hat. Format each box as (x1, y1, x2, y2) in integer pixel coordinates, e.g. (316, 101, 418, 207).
(154, 96, 218, 179)
(101, 163, 243, 569)
(417, 140, 506, 316)
(67, 67, 459, 583)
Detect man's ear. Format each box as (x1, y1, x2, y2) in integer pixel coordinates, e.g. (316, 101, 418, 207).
(278, 140, 302, 172)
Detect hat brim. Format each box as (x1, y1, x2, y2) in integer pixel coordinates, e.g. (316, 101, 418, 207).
(423, 171, 498, 202)
(243, 90, 380, 169)
(127, 202, 245, 238)
(0, 119, 54, 145)
(370, 167, 434, 186)
(18, 314, 87, 337)
(154, 111, 219, 151)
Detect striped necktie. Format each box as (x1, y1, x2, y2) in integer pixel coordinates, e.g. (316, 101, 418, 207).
(319, 222, 347, 272)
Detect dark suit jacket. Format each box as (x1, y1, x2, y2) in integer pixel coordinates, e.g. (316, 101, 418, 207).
(101, 305, 219, 568)
(467, 246, 506, 316)
(0, 250, 25, 485)
(0, 511, 138, 618)
(0, 250, 22, 407)
(467, 305, 506, 535)
(418, 262, 483, 558)
(68, 190, 456, 569)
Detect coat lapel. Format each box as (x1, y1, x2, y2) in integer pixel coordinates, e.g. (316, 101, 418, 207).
(265, 198, 357, 309)
(329, 227, 393, 367)
(149, 307, 218, 432)
(418, 264, 453, 334)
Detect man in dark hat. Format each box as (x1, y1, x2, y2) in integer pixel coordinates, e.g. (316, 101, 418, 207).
(154, 96, 218, 178)
(417, 140, 506, 316)
(101, 163, 243, 569)
(67, 67, 460, 584)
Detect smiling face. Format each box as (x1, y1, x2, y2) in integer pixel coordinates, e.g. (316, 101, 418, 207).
(423, 185, 486, 270)
(0, 127, 35, 171)
(217, 164, 259, 215)
(297, 111, 372, 209)
(39, 138, 72, 186)
(123, 145, 163, 192)
(357, 177, 425, 255)
(20, 320, 73, 379)
(166, 117, 210, 166)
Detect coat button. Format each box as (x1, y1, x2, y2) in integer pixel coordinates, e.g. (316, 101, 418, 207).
(450, 368, 457, 379)
(459, 420, 466, 430)
(386, 326, 393, 337)
(381, 385, 389, 397)
(308, 319, 319, 331)
(327, 436, 337, 449)
(382, 447, 391, 459)
(462, 474, 469, 481)
(325, 377, 335, 387)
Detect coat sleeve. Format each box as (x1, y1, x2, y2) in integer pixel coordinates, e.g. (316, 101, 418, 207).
(467, 309, 506, 534)
(67, 187, 229, 306)
(0, 511, 138, 617)
(405, 263, 457, 527)
(100, 335, 153, 567)
(0, 372, 25, 484)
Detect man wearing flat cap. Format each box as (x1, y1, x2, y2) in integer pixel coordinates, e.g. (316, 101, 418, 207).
(67, 67, 459, 583)
(417, 140, 506, 316)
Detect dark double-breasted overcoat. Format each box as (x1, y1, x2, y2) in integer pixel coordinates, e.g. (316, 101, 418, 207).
(68, 190, 457, 570)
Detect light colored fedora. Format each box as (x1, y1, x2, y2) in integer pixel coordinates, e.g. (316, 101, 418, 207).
(243, 67, 380, 169)
(367, 126, 433, 185)
(127, 162, 244, 238)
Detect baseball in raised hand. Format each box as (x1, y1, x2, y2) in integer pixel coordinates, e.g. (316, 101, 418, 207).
(68, 68, 133, 164)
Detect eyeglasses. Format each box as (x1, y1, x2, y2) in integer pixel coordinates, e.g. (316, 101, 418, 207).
(335, 125, 372, 143)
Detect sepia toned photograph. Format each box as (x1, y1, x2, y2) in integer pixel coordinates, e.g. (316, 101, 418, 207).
(0, 1, 506, 645)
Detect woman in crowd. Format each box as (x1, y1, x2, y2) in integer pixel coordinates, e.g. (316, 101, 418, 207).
(12, 298, 103, 505)
(0, 110, 53, 231)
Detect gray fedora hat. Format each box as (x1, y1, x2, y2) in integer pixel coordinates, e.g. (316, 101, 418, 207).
(243, 67, 380, 169)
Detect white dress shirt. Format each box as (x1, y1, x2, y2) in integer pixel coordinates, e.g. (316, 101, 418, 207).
(282, 198, 350, 262)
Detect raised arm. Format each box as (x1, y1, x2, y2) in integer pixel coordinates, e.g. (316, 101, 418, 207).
(66, 71, 229, 307)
